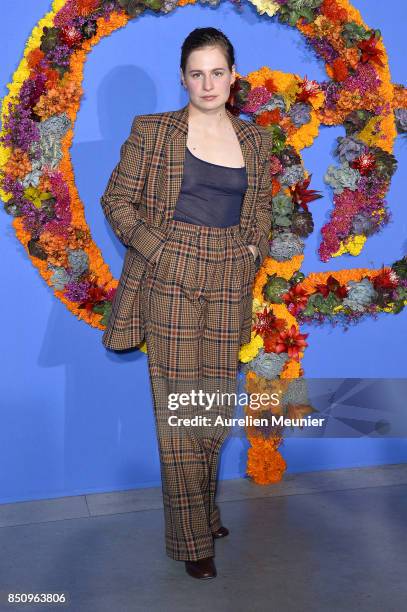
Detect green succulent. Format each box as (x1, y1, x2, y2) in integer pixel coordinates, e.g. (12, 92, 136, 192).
(40, 26, 60, 53)
(269, 125, 287, 155)
(263, 274, 290, 303)
(27, 238, 47, 261)
(291, 211, 314, 238)
(371, 146, 398, 180)
(341, 22, 370, 48)
(290, 271, 306, 285)
(344, 109, 374, 136)
(117, 0, 160, 16)
(272, 193, 293, 228)
(117, 0, 145, 16)
(95, 301, 112, 326)
(392, 256, 407, 280)
(301, 292, 341, 316)
(278, 0, 322, 27)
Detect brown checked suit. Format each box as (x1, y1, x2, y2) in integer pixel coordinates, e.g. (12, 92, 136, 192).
(101, 102, 273, 351)
(100, 102, 273, 561)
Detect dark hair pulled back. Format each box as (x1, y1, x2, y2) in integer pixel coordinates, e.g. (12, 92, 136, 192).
(180, 27, 235, 74)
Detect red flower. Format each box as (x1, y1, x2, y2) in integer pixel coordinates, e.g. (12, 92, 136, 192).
(60, 26, 83, 48)
(274, 325, 309, 361)
(264, 77, 278, 94)
(320, 0, 348, 23)
(289, 174, 323, 212)
(350, 152, 376, 175)
(45, 67, 60, 88)
(315, 274, 348, 299)
(358, 33, 385, 67)
(77, 0, 99, 16)
(27, 48, 45, 70)
(80, 286, 106, 312)
(371, 267, 398, 291)
(227, 80, 244, 114)
(331, 58, 349, 82)
(253, 306, 286, 339)
(270, 155, 284, 176)
(257, 109, 281, 127)
(296, 76, 320, 103)
(281, 284, 309, 315)
(263, 331, 284, 353)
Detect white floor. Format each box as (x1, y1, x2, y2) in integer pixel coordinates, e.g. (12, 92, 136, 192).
(0, 464, 406, 611)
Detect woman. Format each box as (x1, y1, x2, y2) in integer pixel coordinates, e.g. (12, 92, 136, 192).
(101, 27, 273, 580)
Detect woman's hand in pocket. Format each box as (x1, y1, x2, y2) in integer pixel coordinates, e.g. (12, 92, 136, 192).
(247, 244, 259, 262)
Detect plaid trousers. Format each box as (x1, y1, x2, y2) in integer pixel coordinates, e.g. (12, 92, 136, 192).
(140, 219, 256, 561)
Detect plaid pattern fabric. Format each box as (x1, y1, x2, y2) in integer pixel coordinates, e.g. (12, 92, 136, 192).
(100, 103, 273, 350)
(141, 220, 256, 560)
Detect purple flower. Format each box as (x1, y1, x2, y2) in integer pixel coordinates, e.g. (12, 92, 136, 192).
(20, 201, 51, 236)
(1, 101, 40, 152)
(309, 38, 339, 63)
(47, 43, 72, 68)
(19, 74, 47, 109)
(2, 175, 25, 201)
(345, 63, 381, 95)
(321, 81, 341, 109)
(64, 279, 92, 302)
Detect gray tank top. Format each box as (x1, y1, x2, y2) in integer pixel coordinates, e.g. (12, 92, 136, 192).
(172, 147, 248, 227)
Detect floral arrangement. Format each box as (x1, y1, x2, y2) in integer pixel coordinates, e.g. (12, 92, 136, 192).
(232, 1, 407, 483)
(1, 0, 406, 485)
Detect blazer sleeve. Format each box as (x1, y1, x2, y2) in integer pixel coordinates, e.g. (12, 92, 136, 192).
(249, 131, 273, 266)
(100, 116, 166, 265)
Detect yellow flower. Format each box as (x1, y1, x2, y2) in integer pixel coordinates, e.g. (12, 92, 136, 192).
(288, 111, 320, 150)
(24, 187, 53, 209)
(332, 235, 366, 257)
(239, 333, 263, 363)
(358, 116, 383, 147)
(248, 0, 280, 17)
(52, 0, 66, 11)
(381, 304, 394, 313)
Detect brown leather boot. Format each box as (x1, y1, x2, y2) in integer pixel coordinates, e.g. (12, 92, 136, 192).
(185, 556, 217, 579)
(212, 526, 229, 539)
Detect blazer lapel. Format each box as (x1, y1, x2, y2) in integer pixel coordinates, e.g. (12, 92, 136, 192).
(163, 103, 260, 233)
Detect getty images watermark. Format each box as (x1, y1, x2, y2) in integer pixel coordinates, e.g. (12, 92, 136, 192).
(166, 390, 325, 429)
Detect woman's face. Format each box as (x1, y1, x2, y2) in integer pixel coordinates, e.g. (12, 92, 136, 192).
(181, 45, 235, 112)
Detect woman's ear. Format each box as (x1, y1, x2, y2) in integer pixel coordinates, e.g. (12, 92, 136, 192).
(180, 69, 186, 88)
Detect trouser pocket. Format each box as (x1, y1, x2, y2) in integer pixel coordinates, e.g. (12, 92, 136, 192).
(232, 234, 256, 294)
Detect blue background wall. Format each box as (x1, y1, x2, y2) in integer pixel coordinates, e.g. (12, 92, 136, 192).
(1, 0, 406, 504)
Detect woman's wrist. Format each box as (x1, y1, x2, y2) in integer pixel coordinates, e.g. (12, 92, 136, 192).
(247, 244, 259, 261)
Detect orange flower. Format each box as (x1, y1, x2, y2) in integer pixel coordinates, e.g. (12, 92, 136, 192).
(272, 178, 281, 197)
(38, 173, 53, 193)
(331, 58, 349, 82)
(257, 108, 281, 127)
(320, 0, 348, 23)
(34, 81, 81, 119)
(27, 48, 45, 70)
(246, 436, 286, 485)
(38, 231, 69, 267)
(393, 84, 407, 109)
(45, 67, 60, 89)
(76, 0, 99, 16)
(4, 148, 31, 179)
(264, 77, 278, 94)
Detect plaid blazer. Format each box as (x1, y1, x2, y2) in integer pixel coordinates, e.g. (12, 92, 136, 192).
(101, 102, 273, 350)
